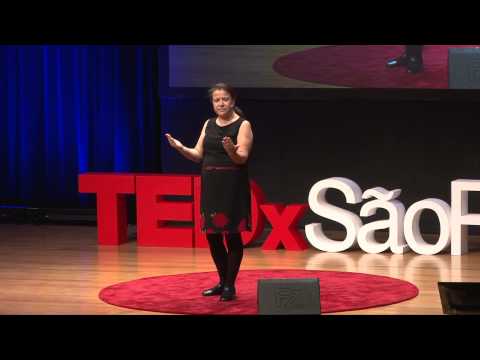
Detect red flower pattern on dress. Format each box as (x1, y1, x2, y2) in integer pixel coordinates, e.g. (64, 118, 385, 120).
(212, 212, 229, 228)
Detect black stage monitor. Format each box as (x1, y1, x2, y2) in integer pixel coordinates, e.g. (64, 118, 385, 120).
(448, 48, 480, 89)
(257, 278, 321, 315)
(438, 282, 480, 314)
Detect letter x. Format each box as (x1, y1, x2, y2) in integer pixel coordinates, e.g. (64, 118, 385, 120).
(260, 204, 309, 250)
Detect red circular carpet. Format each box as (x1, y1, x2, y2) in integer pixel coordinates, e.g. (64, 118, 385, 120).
(273, 45, 479, 89)
(99, 270, 418, 314)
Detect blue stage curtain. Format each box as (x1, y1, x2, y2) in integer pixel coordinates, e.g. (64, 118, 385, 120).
(0, 45, 161, 208)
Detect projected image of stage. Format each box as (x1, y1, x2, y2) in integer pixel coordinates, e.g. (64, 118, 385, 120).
(169, 45, 480, 89)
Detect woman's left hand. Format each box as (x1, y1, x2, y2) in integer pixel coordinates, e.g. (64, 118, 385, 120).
(222, 137, 239, 153)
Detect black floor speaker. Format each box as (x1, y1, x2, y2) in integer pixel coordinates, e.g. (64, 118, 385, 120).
(448, 47, 480, 89)
(257, 278, 321, 315)
(438, 282, 480, 314)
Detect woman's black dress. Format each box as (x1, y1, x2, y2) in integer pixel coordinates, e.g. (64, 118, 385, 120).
(201, 117, 251, 234)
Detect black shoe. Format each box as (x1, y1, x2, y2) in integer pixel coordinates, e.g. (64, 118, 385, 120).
(406, 56, 423, 74)
(386, 54, 408, 68)
(219, 286, 236, 301)
(202, 283, 224, 296)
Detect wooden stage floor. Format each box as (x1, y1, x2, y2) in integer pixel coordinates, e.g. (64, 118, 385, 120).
(1, 224, 479, 315)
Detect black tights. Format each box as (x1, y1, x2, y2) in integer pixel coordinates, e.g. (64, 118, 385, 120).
(206, 233, 244, 289)
(405, 45, 423, 59)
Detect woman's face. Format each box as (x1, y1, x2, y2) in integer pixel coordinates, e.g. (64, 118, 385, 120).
(211, 89, 235, 117)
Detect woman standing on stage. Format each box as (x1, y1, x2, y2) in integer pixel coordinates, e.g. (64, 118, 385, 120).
(165, 83, 253, 301)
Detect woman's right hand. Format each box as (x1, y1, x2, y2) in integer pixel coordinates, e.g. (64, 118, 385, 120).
(165, 133, 184, 151)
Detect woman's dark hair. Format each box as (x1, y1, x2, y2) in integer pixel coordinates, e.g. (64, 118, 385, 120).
(208, 82, 246, 118)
